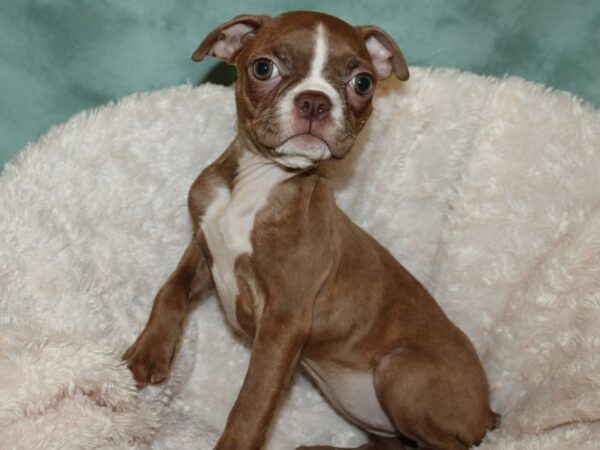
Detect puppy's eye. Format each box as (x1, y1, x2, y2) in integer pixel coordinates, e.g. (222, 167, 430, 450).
(351, 73, 375, 96)
(252, 58, 279, 80)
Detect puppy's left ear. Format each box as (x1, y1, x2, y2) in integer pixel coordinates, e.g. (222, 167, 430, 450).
(192, 14, 271, 64)
(356, 26, 409, 81)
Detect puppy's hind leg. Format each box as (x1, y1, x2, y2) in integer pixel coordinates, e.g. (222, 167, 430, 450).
(373, 345, 496, 450)
(296, 434, 409, 450)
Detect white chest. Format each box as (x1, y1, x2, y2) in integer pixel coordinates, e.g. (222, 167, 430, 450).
(200, 152, 292, 330)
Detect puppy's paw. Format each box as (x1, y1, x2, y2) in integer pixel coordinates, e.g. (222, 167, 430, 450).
(122, 328, 178, 388)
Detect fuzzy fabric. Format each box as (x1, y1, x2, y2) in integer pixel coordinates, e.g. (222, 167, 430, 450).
(1, 67, 600, 449)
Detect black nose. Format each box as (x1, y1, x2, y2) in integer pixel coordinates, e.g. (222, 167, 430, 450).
(294, 91, 332, 121)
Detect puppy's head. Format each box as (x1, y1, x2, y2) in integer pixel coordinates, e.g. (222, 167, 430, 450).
(193, 11, 408, 169)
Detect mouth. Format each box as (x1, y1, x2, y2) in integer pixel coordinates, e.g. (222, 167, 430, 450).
(269, 132, 333, 169)
(278, 132, 330, 150)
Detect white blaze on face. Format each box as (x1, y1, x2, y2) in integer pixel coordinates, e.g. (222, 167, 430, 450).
(275, 23, 345, 169)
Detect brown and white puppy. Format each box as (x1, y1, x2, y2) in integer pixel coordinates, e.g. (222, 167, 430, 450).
(123, 11, 498, 450)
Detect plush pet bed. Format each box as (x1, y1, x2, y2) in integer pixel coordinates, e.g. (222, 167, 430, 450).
(1, 67, 600, 449)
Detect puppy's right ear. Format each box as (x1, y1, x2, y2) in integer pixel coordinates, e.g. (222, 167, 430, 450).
(192, 15, 270, 64)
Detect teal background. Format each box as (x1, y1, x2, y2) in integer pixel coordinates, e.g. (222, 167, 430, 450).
(1, 0, 599, 171)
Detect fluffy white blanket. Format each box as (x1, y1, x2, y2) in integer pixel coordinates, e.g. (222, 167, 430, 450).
(1, 67, 600, 449)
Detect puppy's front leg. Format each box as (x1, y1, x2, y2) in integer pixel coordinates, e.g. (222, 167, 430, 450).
(216, 305, 310, 450)
(123, 237, 212, 387)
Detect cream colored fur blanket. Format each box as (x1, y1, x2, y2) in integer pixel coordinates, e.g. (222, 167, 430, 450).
(1, 67, 600, 449)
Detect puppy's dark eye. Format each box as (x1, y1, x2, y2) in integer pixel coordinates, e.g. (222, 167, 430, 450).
(352, 73, 375, 96)
(252, 58, 279, 80)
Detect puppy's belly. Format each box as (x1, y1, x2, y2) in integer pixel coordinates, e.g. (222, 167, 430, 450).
(301, 359, 397, 437)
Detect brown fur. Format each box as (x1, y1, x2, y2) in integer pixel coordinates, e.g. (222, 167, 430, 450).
(123, 11, 497, 450)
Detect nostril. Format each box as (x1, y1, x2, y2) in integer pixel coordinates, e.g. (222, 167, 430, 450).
(295, 91, 332, 120)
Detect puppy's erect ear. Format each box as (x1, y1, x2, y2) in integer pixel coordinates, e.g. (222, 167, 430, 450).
(192, 14, 270, 64)
(356, 26, 409, 81)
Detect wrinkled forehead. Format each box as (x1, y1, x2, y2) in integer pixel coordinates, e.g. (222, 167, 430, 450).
(241, 13, 374, 76)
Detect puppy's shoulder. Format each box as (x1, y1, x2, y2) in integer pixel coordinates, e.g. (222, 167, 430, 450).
(188, 148, 238, 222)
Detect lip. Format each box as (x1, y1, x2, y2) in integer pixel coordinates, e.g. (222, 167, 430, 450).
(278, 133, 330, 149)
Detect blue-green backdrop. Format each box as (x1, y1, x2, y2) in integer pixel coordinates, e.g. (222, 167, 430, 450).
(1, 0, 599, 170)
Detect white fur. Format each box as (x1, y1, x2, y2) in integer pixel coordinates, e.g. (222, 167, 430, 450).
(275, 23, 343, 168)
(274, 138, 330, 169)
(201, 151, 293, 331)
(2, 70, 600, 449)
(301, 360, 396, 437)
